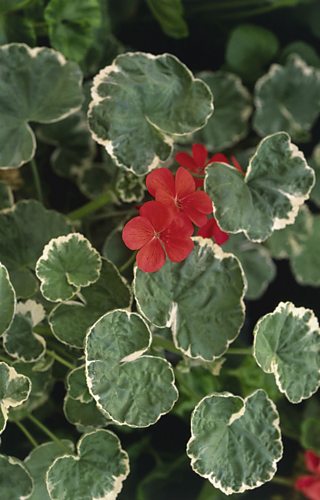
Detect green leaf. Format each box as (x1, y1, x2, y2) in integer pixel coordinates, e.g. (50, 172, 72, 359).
(226, 24, 279, 83)
(102, 226, 132, 268)
(205, 132, 315, 242)
(0, 181, 13, 210)
(116, 170, 145, 203)
(37, 111, 96, 181)
(85, 310, 178, 427)
(64, 366, 108, 429)
(3, 312, 46, 363)
(253, 55, 320, 142)
(0, 261, 16, 336)
(253, 302, 320, 403)
(49, 258, 132, 348)
(280, 41, 320, 68)
(0, 362, 31, 433)
(301, 417, 320, 455)
(134, 239, 245, 361)
(290, 213, 320, 286)
(25, 440, 74, 500)
(194, 71, 252, 151)
(265, 204, 312, 260)
(0, 200, 70, 298)
(45, 0, 101, 62)
(0, 454, 33, 499)
(46, 430, 129, 500)
(309, 143, 320, 206)
(0, 43, 83, 168)
(224, 234, 276, 300)
(88, 52, 213, 176)
(36, 233, 102, 303)
(146, 0, 188, 39)
(187, 390, 283, 495)
(10, 359, 53, 419)
(0, 0, 32, 14)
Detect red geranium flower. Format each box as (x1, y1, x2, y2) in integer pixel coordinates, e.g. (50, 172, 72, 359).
(122, 201, 194, 272)
(146, 166, 212, 227)
(295, 451, 320, 500)
(175, 144, 244, 187)
(198, 217, 229, 245)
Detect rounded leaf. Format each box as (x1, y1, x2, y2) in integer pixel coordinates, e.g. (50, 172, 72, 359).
(46, 430, 129, 500)
(0, 455, 33, 499)
(36, 233, 102, 302)
(187, 390, 283, 495)
(195, 71, 252, 150)
(25, 440, 74, 500)
(253, 55, 320, 142)
(0, 362, 31, 433)
(88, 52, 213, 175)
(0, 43, 83, 168)
(0, 261, 16, 336)
(290, 214, 320, 285)
(205, 132, 315, 242)
(3, 312, 45, 363)
(253, 302, 320, 403)
(310, 143, 320, 206)
(85, 310, 178, 427)
(0, 200, 70, 298)
(49, 258, 132, 348)
(134, 238, 245, 361)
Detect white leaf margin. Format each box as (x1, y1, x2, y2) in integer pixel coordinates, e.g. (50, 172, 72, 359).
(0, 362, 31, 433)
(0, 454, 34, 500)
(0, 261, 16, 336)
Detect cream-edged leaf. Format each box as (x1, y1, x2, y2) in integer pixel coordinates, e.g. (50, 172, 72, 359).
(85, 310, 178, 427)
(0, 261, 16, 336)
(0, 455, 33, 499)
(187, 390, 283, 495)
(205, 132, 315, 242)
(3, 312, 46, 363)
(46, 430, 129, 500)
(88, 52, 213, 176)
(253, 302, 320, 403)
(0, 362, 31, 433)
(134, 239, 246, 362)
(36, 233, 101, 302)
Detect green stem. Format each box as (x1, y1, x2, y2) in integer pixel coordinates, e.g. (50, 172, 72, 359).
(30, 159, 44, 204)
(67, 191, 116, 220)
(119, 252, 137, 273)
(152, 335, 182, 355)
(33, 324, 53, 336)
(13, 419, 39, 448)
(271, 476, 293, 487)
(0, 353, 13, 364)
(227, 347, 252, 355)
(27, 414, 70, 453)
(46, 350, 76, 370)
(46, 340, 76, 362)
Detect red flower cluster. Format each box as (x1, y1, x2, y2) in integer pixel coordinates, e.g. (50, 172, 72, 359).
(122, 144, 239, 272)
(295, 451, 320, 500)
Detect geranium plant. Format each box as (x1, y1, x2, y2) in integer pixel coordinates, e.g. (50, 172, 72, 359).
(1, 1, 320, 499)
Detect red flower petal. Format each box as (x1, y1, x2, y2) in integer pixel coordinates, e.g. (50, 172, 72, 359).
(192, 144, 208, 167)
(139, 201, 172, 233)
(182, 205, 208, 227)
(198, 218, 229, 245)
(122, 216, 153, 250)
(175, 152, 197, 172)
(295, 475, 320, 500)
(183, 191, 213, 214)
(162, 220, 194, 262)
(231, 155, 245, 175)
(175, 167, 196, 198)
(305, 451, 320, 475)
(173, 213, 194, 237)
(136, 238, 166, 272)
(146, 168, 175, 198)
(209, 153, 229, 164)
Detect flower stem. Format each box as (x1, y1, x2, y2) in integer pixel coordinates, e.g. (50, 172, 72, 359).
(152, 335, 182, 355)
(227, 347, 252, 355)
(67, 191, 116, 220)
(13, 419, 39, 448)
(119, 252, 137, 273)
(30, 159, 44, 204)
(271, 476, 293, 487)
(27, 414, 70, 453)
(46, 350, 76, 370)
